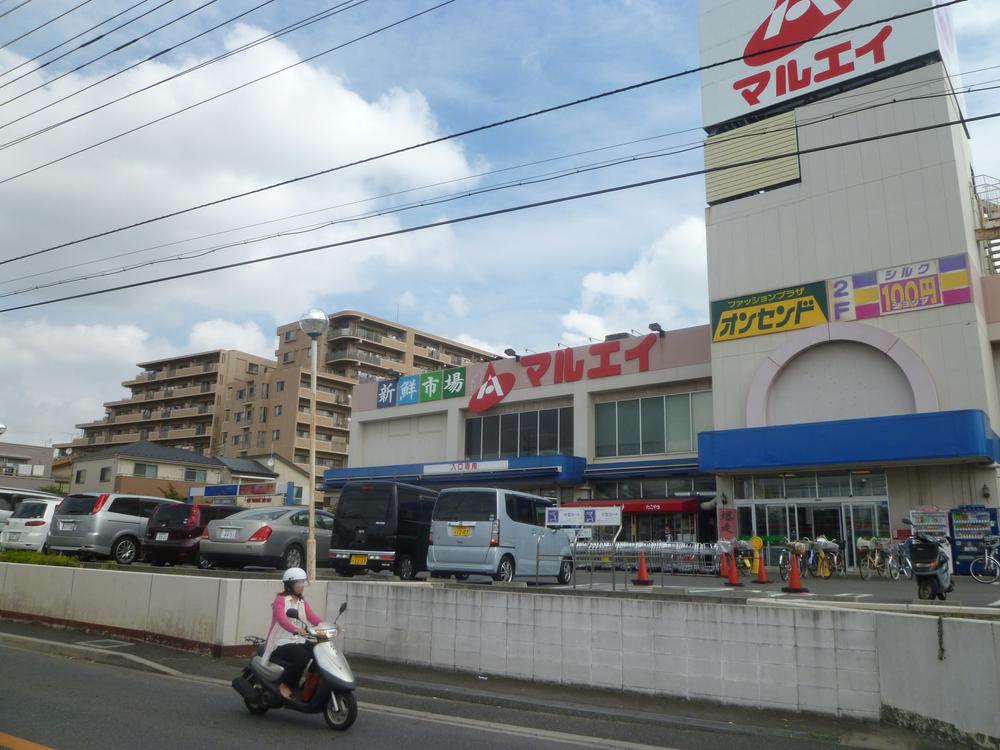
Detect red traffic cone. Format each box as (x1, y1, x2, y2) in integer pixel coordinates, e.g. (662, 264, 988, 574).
(755, 555, 770, 584)
(725, 552, 744, 587)
(632, 550, 653, 586)
(719, 549, 730, 578)
(781, 552, 809, 593)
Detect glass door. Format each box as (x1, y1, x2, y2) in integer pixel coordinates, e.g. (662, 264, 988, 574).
(765, 504, 792, 565)
(845, 503, 877, 569)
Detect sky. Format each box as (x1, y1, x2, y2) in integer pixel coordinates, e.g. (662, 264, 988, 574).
(0, 0, 997, 445)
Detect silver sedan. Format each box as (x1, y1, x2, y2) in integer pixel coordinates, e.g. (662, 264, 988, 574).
(200, 507, 334, 570)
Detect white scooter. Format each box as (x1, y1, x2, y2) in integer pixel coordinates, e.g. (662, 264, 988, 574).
(232, 602, 357, 731)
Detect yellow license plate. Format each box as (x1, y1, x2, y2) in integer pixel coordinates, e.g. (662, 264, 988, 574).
(452, 527, 472, 537)
(349, 554, 368, 566)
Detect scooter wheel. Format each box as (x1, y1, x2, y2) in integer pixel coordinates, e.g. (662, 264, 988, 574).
(244, 697, 268, 715)
(324, 691, 357, 731)
(917, 579, 934, 600)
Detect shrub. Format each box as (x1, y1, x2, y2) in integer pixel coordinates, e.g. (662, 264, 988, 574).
(0, 550, 80, 567)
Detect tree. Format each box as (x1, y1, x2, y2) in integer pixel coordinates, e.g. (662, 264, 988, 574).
(37, 483, 67, 496)
(161, 483, 186, 501)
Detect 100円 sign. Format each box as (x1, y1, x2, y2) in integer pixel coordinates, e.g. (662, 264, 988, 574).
(710, 281, 829, 343)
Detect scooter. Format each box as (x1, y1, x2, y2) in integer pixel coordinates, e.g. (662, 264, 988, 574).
(232, 602, 357, 731)
(901, 518, 954, 601)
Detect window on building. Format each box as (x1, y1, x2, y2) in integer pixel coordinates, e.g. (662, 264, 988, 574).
(466, 407, 574, 460)
(224, 409, 230, 422)
(222, 432, 228, 444)
(784, 474, 817, 498)
(276, 381, 285, 392)
(538, 409, 558, 455)
(499, 414, 518, 458)
(248, 363, 259, 374)
(272, 430, 280, 441)
(184, 468, 207, 483)
(665, 394, 692, 453)
(616, 399, 641, 455)
(235, 413, 242, 423)
(481, 415, 500, 459)
(236, 389, 246, 400)
(133, 463, 158, 479)
(692, 391, 713, 440)
(593, 391, 709, 458)
(284, 330, 296, 342)
(519, 411, 539, 456)
(261, 383, 269, 399)
(594, 402, 617, 458)
(464, 417, 482, 460)
(257, 431, 265, 449)
(231, 435, 239, 446)
(259, 407, 267, 422)
(559, 407, 574, 455)
(640, 397, 665, 454)
(274, 405, 283, 417)
(283, 352, 293, 363)
(99, 467, 111, 482)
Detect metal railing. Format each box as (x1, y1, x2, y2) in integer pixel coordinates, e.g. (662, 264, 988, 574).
(560, 540, 730, 591)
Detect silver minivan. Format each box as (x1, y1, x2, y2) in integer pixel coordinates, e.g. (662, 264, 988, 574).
(427, 488, 573, 584)
(48, 493, 183, 564)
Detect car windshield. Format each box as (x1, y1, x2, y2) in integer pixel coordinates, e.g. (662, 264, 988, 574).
(153, 505, 194, 526)
(58, 495, 99, 515)
(12, 501, 48, 519)
(433, 491, 497, 522)
(338, 486, 392, 521)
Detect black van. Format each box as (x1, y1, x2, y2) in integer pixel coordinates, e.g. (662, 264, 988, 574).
(330, 481, 437, 580)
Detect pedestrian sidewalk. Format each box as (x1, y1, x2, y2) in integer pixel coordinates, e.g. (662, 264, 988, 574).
(0, 617, 936, 749)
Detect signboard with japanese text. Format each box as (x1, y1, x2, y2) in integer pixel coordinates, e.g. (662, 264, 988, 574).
(711, 282, 829, 343)
(375, 378, 397, 409)
(424, 460, 509, 475)
(419, 371, 443, 402)
(397, 375, 420, 406)
(442, 368, 466, 399)
(546, 506, 623, 527)
(699, 0, 949, 127)
(827, 254, 971, 322)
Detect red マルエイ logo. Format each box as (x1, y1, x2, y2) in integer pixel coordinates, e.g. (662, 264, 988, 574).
(467, 363, 516, 413)
(744, 0, 853, 67)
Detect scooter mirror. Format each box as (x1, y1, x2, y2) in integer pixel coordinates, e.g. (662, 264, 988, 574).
(339, 602, 348, 614)
(286, 608, 300, 620)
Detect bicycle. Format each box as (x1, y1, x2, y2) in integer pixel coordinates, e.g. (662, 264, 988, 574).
(970, 535, 1000, 584)
(809, 537, 840, 579)
(778, 539, 808, 581)
(858, 537, 888, 580)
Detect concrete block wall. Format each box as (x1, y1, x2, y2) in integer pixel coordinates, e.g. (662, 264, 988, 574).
(326, 582, 881, 720)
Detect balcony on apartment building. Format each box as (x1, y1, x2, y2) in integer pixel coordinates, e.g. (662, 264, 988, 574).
(294, 435, 348, 454)
(326, 346, 404, 372)
(122, 361, 219, 386)
(327, 322, 407, 352)
(80, 405, 215, 429)
(68, 431, 142, 448)
(297, 386, 350, 407)
(412, 344, 469, 368)
(295, 410, 349, 431)
(148, 426, 210, 441)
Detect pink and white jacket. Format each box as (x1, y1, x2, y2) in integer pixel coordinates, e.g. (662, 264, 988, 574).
(262, 593, 323, 662)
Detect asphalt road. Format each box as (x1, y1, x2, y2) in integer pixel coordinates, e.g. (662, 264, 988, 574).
(0, 646, 922, 750)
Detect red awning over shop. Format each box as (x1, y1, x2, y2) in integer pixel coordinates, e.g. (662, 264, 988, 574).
(563, 499, 700, 514)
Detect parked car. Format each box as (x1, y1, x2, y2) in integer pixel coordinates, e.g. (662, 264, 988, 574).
(47, 493, 183, 564)
(0, 497, 62, 553)
(200, 507, 335, 570)
(329, 481, 437, 580)
(144, 503, 245, 569)
(426, 488, 574, 584)
(0, 487, 62, 531)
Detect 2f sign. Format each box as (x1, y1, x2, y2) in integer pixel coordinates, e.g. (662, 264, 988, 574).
(828, 276, 856, 322)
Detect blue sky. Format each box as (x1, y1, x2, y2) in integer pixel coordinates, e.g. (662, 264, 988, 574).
(0, 0, 997, 443)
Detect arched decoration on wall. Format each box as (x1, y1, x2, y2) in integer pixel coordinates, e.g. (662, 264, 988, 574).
(745, 322, 938, 428)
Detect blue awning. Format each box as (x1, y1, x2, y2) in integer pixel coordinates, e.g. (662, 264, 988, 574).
(583, 458, 700, 479)
(324, 454, 586, 490)
(698, 409, 1000, 473)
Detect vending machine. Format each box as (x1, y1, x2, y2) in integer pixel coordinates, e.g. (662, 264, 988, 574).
(949, 505, 999, 575)
(909, 507, 949, 537)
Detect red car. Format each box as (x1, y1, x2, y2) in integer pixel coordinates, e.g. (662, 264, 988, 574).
(144, 503, 243, 568)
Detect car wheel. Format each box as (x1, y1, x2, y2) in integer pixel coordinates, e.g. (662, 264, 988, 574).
(324, 691, 357, 731)
(557, 558, 573, 585)
(494, 556, 515, 583)
(113, 537, 138, 565)
(198, 556, 214, 570)
(396, 554, 416, 581)
(454, 573, 469, 581)
(282, 545, 303, 570)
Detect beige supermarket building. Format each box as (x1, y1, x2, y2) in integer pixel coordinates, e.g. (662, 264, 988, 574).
(327, 0, 1000, 568)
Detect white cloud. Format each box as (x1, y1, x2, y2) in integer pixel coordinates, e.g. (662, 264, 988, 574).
(447, 293, 469, 317)
(398, 291, 418, 310)
(454, 334, 504, 357)
(187, 319, 273, 358)
(560, 217, 709, 345)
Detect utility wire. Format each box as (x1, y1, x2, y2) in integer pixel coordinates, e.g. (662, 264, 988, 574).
(0, 0, 172, 84)
(8, 77, 995, 298)
(0, 0, 966, 266)
(3, 110, 995, 315)
(0, 0, 156, 82)
(0, 0, 33, 21)
(0, 0, 216, 101)
(0, 0, 363, 145)
(0, 0, 451, 187)
(0, 0, 96, 51)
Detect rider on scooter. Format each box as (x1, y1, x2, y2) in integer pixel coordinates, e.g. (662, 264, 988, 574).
(263, 567, 324, 700)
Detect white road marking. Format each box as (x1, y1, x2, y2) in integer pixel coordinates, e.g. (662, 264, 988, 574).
(366, 701, 681, 749)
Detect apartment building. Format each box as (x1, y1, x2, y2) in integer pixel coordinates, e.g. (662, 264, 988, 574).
(60, 311, 496, 498)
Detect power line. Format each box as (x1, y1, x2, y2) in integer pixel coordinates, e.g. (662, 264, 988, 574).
(0, 0, 217, 102)
(0, 0, 96, 51)
(0, 0, 33, 21)
(0, 0, 172, 84)
(3, 110, 995, 315)
(0, 0, 365, 146)
(0, 0, 962, 268)
(8, 78, 996, 299)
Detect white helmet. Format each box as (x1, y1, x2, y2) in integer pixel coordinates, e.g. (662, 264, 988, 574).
(282, 567, 307, 583)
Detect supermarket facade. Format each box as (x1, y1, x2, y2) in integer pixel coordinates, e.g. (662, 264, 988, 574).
(326, 0, 1000, 564)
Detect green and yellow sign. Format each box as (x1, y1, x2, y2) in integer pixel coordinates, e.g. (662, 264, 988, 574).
(710, 282, 828, 343)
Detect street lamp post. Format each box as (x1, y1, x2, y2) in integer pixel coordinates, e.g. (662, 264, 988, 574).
(298, 309, 329, 581)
